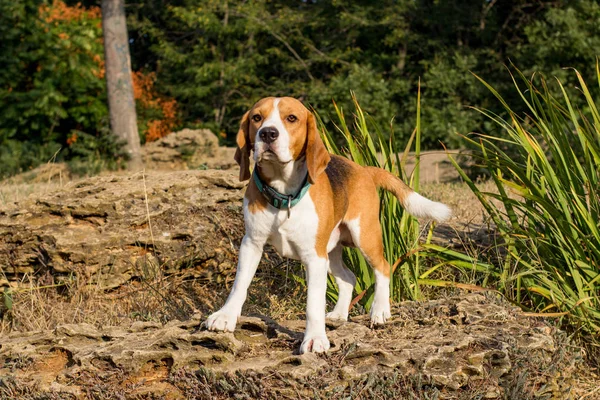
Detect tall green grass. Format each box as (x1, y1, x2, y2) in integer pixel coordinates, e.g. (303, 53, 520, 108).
(318, 94, 421, 309)
(448, 66, 600, 340)
(316, 88, 485, 310)
(314, 66, 600, 348)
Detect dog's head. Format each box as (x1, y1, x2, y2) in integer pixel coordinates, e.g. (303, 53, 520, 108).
(234, 97, 330, 184)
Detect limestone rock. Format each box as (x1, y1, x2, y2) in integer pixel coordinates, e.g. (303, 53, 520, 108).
(0, 170, 246, 289)
(0, 294, 577, 398)
(142, 128, 237, 171)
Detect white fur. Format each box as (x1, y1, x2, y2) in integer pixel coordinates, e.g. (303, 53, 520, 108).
(254, 98, 292, 164)
(370, 269, 391, 325)
(253, 98, 306, 195)
(301, 253, 330, 353)
(271, 193, 319, 260)
(206, 193, 330, 353)
(326, 246, 356, 321)
(325, 219, 359, 321)
(343, 218, 361, 247)
(208, 98, 451, 352)
(258, 160, 307, 196)
(204, 234, 264, 331)
(326, 221, 342, 253)
(339, 218, 391, 325)
(404, 192, 451, 222)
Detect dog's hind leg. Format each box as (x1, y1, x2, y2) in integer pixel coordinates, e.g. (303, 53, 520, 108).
(345, 215, 392, 326)
(369, 267, 392, 326)
(326, 245, 356, 321)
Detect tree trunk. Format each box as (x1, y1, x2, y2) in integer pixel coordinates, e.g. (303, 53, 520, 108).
(102, 0, 143, 171)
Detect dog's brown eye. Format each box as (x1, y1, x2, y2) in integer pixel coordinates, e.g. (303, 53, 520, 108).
(252, 114, 262, 122)
(287, 115, 297, 123)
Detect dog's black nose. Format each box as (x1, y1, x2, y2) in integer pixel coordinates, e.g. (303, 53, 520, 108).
(259, 127, 279, 143)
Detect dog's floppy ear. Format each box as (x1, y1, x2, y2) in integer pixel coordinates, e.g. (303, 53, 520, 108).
(306, 112, 331, 184)
(234, 111, 252, 181)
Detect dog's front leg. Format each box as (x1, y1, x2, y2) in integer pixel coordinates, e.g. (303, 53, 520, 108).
(300, 256, 330, 353)
(205, 235, 264, 332)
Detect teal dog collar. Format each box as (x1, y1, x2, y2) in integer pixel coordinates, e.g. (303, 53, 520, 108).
(252, 170, 311, 216)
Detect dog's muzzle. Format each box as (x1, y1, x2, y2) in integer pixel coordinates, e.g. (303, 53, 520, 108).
(259, 127, 279, 144)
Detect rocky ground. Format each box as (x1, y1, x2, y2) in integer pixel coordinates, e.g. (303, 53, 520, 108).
(141, 129, 236, 171)
(0, 130, 596, 399)
(0, 294, 579, 399)
(0, 169, 244, 290)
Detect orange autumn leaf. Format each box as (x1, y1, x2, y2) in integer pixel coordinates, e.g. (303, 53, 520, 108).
(38, 1, 104, 78)
(132, 71, 179, 142)
(66, 132, 78, 146)
(39, 1, 101, 24)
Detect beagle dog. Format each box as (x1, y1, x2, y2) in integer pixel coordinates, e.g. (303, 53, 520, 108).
(205, 97, 450, 353)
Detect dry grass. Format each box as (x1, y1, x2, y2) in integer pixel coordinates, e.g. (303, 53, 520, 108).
(1, 159, 598, 397)
(0, 249, 309, 334)
(0, 178, 506, 340)
(0, 160, 506, 334)
(0, 163, 71, 206)
(422, 180, 496, 225)
(1, 274, 194, 333)
(0, 164, 311, 333)
(0, 181, 64, 206)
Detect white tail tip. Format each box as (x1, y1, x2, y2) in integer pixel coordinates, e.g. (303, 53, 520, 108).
(404, 192, 451, 222)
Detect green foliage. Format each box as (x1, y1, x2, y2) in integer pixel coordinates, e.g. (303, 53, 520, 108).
(0, 140, 62, 179)
(309, 64, 397, 139)
(3, 0, 600, 178)
(317, 91, 482, 308)
(450, 65, 600, 339)
(128, 0, 600, 150)
(515, 0, 600, 83)
(0, 0, 108, 178)
(67, 126, 129, 176)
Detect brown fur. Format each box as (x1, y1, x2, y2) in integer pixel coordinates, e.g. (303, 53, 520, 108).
(364, 167, 412, 205)
(233, 97, 331, 186)
(343, 161, 395, 277)
(245, 178, 268, 213)
(277, 98, 313, 161)
(309, 156, 404, 277)
(234, 98, 277, 182)
(305, 113, 331, 184)
(234, 111, 251, 181)
(309, 172, 336, 258)
(234, 97, 413, 277)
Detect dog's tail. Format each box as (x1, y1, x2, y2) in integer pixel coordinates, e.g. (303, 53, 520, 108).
(365, 167, 451, 222)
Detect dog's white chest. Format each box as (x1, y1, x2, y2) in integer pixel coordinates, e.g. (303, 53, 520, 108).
(246, 194, 320, 261)
(271, 220, 300, 259)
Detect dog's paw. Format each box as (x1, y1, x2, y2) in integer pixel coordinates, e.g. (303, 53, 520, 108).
(369, 302, 391, 326)
(300, 334, 330, 354)
(326, 310, 348, 321)
(204, 310, 238, 332)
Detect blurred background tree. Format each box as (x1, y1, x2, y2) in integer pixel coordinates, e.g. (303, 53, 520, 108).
(102, 0, 143, 170)
(1, 0, 599, 178)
